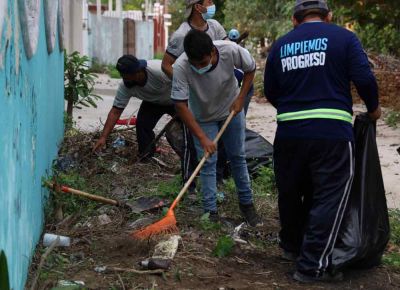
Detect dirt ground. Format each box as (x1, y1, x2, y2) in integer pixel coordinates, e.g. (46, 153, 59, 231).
(25, 128, 400, 290)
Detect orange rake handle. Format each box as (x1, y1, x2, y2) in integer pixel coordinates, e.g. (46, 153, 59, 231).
(169, 111, 236, 211)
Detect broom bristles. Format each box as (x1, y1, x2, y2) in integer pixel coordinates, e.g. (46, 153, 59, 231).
(131, 209, 178, 240)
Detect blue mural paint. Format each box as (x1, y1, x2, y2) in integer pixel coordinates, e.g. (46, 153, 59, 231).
(0, 1, 64, 289)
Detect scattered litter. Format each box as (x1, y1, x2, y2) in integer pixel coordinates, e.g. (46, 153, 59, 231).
(140, 235, 181, 270)
(112, 136, 126, 148)
(128, 217, 155, 230)
(216, 191, 225, 203)
(110, 162, 120, 173)
(43, 233, 71, 247)
(151, 156, 169, 168)
(70, 252, 85, 263)
(94, 266, 107, 273)
(54, 154, 78, 172)
(126, 196, 168, 214)
(97, 214, 112, 226)
(57, 280, 85, 286)
(231, 222, 248, 244)
(110, 187, 127, 198)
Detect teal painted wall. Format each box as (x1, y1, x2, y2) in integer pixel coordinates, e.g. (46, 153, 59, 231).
(0, 1, 64, 289)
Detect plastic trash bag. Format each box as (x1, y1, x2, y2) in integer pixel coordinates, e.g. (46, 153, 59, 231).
(244, 129, 274, 176)
(332, 114, 390, 270)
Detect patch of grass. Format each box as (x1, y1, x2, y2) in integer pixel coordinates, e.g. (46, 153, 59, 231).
(154, 175, 182, 199)
(213, 236, 235, 258)
(89, 59, 108, 74)
(199, 213, 221, 231)
(389, 209, 400, 246)
(154, 52, 165, 60)
(252, 166, 277, 197)
(386, 110, 400, 128)
(383, 252, 400, 268)
(107, 64, 121, 79)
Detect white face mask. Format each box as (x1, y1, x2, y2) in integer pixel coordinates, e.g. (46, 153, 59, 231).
(201, 4, 216, 20)
(190, 61, 212, 75)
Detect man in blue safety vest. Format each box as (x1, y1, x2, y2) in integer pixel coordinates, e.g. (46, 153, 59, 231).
(264, 0, 381, 283)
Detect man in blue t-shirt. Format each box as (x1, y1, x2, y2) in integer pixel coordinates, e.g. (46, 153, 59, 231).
(264, 0, 381, 283)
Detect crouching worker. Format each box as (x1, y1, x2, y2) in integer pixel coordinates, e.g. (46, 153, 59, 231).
(93, 55, 175, 159)
(171, 30, 262, 226)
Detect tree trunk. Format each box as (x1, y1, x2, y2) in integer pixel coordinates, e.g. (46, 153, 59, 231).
(67, 100, 73, 118)
(260, 37, 266, 48)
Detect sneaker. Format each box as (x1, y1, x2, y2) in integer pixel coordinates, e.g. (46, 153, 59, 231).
(239, 203, 263, 227)
(281, 250, 298, 262)
(293, 270, 344, 283)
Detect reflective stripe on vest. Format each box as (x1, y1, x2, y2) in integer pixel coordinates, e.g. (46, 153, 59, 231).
(277, 108, 353, 123)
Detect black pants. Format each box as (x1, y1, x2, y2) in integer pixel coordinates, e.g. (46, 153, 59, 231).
(136, 101, 175, 157)
(274, 138, 354, 277)
(137, 101, 197, 188)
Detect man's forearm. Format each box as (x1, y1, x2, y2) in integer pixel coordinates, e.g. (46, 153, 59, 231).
(161, 54, 176, 80)
(101, 107, 123, 139)
(239, 70, 255, 100)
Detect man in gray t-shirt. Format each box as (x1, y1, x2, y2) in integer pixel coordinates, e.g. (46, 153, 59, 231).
(161, 0, 226, 79)
(93, 56, 175, 159)
(172, 30, 261, 226)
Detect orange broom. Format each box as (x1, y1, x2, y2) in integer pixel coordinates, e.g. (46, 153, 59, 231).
(132, 111, 235, 240)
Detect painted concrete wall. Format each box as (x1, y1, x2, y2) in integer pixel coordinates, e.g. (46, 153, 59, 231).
(89, 14, 123, 65)
(0, 0, 64, 289)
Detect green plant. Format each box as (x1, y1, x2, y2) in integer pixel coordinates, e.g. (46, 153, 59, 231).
(383, 252, 400, 268)
(0, 251, 10, 290)
(107, 64, 121, 79)
(252, 166, 277, 197)
(89, 59, 108, 74)
(386, 111, 400, 128)
(213, 236, 235, 258)
(199, 213, 221, 231)
(64, 51, 102, 118)
(389, 209, 400, 246)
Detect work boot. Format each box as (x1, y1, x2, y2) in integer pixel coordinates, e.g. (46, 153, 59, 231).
(239, 203, 263, 227)
(293, 270, 344, 283)
(206, 211, 219, 223)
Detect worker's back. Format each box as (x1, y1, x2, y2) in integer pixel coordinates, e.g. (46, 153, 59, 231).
(264, 22, 378, 141)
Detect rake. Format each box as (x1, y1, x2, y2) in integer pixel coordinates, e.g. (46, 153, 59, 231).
(131, 111, 235, 240)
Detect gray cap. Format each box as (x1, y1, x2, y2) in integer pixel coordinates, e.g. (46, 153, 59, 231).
(185, 0, 200, 18)
(294, 0, 329, 14)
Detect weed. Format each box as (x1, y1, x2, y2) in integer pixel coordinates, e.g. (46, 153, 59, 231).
(213, 236, 235, 258)
(154, 175, 182, 199)
(89, 59, 108, 74)
(383, 252, 400, 268)
(174, 267, 182, 282)
(389, 209, 400, 246)
(199, 213, 221, 231)
(154, 52, 165, 60)
(107, 64, 121, 79)
(252, 166, 277, 197)
(386, 110, 400, 128)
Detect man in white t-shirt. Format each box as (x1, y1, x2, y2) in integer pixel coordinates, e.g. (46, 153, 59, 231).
(171, 30, 262, 226)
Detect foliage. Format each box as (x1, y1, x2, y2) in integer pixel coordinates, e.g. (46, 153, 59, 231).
(213, 236, 235, 258)
(252, 166, 277, 197)
(389, 209, 400, 246)
(385, 111, 400, 128)
(0, 251, 10, 290)
(200, 212, 221, 231)
(382, 252, 400, 268)
(64, 51, 102, 118)
(222, 0, 400, 56)
(107, 64, 122, 79)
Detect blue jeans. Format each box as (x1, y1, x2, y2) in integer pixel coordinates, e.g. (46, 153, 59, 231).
(193, 111, 253, 212)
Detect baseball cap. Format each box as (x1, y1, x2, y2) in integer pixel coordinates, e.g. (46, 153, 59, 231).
(184, 0, 200, 18)
(116, 55, 147, 75)
(294, 0, 329, 14)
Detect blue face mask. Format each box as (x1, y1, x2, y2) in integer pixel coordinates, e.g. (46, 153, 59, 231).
(190, 62, 212, 75)
(202, 4, 216, 20)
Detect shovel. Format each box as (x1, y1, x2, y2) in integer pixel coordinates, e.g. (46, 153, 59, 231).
(45, 181, 167, 213)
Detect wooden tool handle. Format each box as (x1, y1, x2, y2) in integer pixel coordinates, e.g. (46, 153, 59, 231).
(170, 111, 236, 210)
(46, 182, 119, 206)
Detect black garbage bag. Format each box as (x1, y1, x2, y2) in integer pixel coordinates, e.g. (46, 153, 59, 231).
(332, 114, 390, 270)
(166, 124, 274, 177)
(245, 129, 274, 176)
